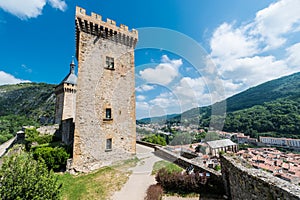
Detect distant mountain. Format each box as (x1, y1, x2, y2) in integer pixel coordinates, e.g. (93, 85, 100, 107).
(0, 83, 56, 124)
(138, 72, 300, 137)
(137, 114, 179, 124)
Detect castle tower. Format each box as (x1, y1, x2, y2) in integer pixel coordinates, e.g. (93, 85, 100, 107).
(54, 60, 77, 125)
(72, 6, 138, 171)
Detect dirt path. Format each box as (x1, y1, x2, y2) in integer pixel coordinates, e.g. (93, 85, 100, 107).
(112, 144, 162, 200)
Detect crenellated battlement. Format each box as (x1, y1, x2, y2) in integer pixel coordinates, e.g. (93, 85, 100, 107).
(75, 6, 138, 49)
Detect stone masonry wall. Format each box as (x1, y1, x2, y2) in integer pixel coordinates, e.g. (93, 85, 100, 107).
(62, 84, 76, 121)
(73, 18, 136, 172)
(54, 83, 76, 124)
(54, 88, 64, 124)
(221, 155, 300, 200)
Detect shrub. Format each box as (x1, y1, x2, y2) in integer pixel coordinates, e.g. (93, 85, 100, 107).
(0, 153, 61, 199)
(156, 168, 213, 195)
(24, 127, 54, 150)
(145, 184, 163, 200)
(33, 146, 69, 171)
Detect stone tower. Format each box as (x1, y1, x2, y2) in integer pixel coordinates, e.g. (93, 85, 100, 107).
(54, 60, 77, 125)
(72, 6, 138, 171)
(54, 60, 77, 145)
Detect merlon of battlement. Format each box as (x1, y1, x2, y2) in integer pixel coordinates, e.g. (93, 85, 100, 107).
(75, 6, 138, 38)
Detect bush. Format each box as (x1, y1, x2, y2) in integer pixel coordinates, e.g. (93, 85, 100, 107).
(0, 153, 61, 199)
(33, 146, 69, 171)
(156, 168, 217, 195)
(145, 184, 163, 200)
(24, 127, 54, 149)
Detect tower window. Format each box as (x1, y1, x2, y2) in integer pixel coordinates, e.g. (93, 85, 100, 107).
(105, 108, 112, 119)
(105, 56, 114, 70)
(106, 138, 112, 151)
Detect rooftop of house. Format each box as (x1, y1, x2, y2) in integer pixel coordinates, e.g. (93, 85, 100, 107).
(207, 139, 237, 149)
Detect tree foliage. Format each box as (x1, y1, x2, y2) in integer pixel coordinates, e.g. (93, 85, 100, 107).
(223, 98, 300, 137)
(142, 134, 167, 146)
(0, 153, 61, 200)
(33, 146, 69, 171)
(0, 115, 39, 144)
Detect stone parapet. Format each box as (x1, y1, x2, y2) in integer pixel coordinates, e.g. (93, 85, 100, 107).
(75, 6, 138, 55)
(221, 154, 300, 200)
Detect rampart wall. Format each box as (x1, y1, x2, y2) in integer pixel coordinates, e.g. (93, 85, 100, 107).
(221, 155, 300, 200)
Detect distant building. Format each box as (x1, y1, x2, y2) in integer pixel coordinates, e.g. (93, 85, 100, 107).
(206, 139, 238, 157)
(260, 136, 300, 148)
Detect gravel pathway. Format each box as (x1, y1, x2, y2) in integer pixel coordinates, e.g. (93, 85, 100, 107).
(112, 144, 162, 200)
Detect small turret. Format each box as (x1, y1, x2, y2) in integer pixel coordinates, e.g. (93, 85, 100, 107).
(60, 59, 77, 85)
(54, 58, 77, 126)
(70, 59, 75, 74)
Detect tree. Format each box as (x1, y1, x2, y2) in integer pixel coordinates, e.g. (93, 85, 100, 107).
(0, 153, 61, 200)
(204, 132, 220, 142)
(142, 134, 167, 146)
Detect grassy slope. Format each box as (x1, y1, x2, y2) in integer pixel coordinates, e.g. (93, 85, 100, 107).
(152, 160, 183, 175)
(58, 158, 139, 200)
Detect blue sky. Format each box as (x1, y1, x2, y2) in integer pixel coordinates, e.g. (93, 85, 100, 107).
(0, 0, 300, 119)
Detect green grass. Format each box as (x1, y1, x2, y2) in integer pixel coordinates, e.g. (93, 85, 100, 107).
(152, 160, 183, 175)
(58, 158, 139, 200)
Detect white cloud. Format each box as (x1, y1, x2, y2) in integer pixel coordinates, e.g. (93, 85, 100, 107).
(48, 0, 66, 11)
(252, 0, 300, 49)
(139, 55, 182, 85)
(210, 23, 258, 60)
(209, 0, 300, 99)
(148, 92, 182, 116)
(0, 71, 31, 85)
(135, 84, 155, 92)
(136, 101, 149, 110)
(173, 77, 215, 110)
(222, 56, 290, 87)
(286, 43, 300, 67)
(0, 0, 67, 20)
(149, 92, 178, 109)
(136, 95, 146, 101)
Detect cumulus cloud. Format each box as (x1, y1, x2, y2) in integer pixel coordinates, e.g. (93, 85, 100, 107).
(136, 95, 146, 101)
(149, 92, 179, 109)
(286, 43, 300, 68)
(210, 23, 258, 60)
(135, 84, 155, 92)
(139, 55, 182, 85)
(0, 0, 67, 20)
(210, 0, 300, 97)
(0, 71, 30, 85)
(252, 0, 300, 50)
(48, 0, 67, 11)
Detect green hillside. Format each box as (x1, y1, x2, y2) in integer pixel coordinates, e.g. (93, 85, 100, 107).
(140, 72, 300, 137)
(225, 72, 300, 112)
(0, 83, 56, 143)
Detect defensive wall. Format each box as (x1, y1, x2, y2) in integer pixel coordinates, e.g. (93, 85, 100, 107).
(221, 154, 300, 200)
